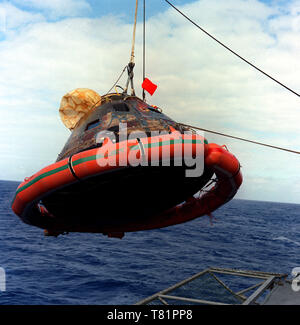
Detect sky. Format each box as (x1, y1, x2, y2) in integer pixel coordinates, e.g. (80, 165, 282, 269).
(0, 0, 300, 204)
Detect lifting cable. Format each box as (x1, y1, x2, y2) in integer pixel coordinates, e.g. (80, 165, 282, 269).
(177, 122, 300, 155)
(130, 0, 139, 65)
(164, 0, 300, 99)
(124, 0, 139, 96)
(142, 0, 146, 101)
(163, 0, 300, 155)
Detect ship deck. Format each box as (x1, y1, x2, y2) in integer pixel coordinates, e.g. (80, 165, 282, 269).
(136, 267, 299, 305)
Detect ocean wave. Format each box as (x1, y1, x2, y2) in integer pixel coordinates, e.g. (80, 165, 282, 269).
(272, 236, 300, 246)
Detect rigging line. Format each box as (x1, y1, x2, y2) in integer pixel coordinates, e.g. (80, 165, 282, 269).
(164, 0, 300, 98)
(130, 0, 139, 64)
(142, 0, 146, 101)
(177, 122, 300, 155)
(105, 65, 127, 95)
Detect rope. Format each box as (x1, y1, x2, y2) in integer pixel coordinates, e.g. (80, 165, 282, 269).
(177, 122, 300, 155)
(164, 0, 300, 99)
(123, 0, 139, 96)
(130, 0, 139, 64)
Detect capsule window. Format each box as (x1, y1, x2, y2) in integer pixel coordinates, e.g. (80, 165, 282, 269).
(86, 120, 100, 131)
(113, 103, 130, 112)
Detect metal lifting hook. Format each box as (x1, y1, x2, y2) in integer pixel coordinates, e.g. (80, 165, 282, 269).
(123, 62, 136, 96)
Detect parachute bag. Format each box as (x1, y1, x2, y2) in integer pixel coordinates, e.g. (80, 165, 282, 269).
(59, 88, 101, 130)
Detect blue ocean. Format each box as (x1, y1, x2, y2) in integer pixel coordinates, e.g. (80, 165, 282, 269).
(0, 179, 299, 305)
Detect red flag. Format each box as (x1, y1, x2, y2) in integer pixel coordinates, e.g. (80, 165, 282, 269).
(142, 78, 157, 96)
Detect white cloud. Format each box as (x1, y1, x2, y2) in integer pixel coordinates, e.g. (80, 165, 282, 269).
(0, 0, 300, 203)
(0, 2, 44, 32)
(11, 0, 91, 19)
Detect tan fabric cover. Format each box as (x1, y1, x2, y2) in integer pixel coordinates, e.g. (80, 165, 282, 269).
(59, 88, 101, 130)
